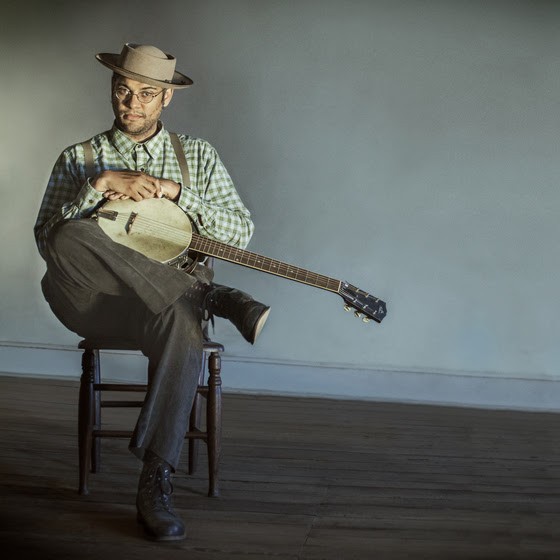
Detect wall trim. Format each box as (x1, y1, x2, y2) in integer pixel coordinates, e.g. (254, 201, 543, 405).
(1, 341, 559, 412)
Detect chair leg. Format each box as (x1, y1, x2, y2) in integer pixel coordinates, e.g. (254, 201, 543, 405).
(91, 349, 101, 473)
(206, 351, 222, 497)
(78, 349, 95, 495)
(188, 360, 206, 475)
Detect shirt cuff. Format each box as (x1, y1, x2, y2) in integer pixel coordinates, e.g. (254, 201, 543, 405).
(75, 179, 105, 217)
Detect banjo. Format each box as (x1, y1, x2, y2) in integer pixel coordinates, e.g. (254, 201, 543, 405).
(95, 198, 387, 324)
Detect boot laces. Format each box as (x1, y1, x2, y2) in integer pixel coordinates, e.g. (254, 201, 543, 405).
(144, 464, 174, 512)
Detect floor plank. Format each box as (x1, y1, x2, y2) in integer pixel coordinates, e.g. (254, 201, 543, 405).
(1, 374, 559, 559)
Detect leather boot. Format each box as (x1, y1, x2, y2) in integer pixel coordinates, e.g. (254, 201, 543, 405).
(136, 452, 186, 541)
(203, 284, 270, 344)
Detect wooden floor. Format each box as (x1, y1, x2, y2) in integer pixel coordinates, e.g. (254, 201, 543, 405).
(1, 375, 560, 560)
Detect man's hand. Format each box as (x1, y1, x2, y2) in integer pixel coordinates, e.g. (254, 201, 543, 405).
(158, 178, 181, 201)
(92, 170, 181, 202)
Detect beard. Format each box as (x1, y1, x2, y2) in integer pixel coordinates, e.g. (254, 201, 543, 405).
(115, 111, 161, 140)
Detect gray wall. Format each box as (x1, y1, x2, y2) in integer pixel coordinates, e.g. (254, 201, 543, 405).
(2, 0, 560, 408)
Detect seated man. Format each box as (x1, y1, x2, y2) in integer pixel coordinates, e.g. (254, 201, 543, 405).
(34, 42, 270, 542)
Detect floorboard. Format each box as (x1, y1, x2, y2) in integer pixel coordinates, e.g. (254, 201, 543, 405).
(1, 375, 559, 559)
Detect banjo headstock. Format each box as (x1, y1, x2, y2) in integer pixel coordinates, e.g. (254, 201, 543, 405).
(338, 282, 387, 323)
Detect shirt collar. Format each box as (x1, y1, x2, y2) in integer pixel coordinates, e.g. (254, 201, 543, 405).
(109, 122, 168, 160)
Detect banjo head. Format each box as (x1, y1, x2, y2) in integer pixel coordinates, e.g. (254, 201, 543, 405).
(97, 198, 193, 264)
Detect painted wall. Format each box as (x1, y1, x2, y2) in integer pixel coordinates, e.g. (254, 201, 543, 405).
(2, 0, 560, 408)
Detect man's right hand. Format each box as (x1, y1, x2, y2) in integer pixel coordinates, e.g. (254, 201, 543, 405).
(91, 170, 162, 201)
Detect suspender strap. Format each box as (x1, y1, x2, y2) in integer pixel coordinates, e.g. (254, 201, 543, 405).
(80, 133, 190, 188)
(169, 132, 191, 188)
(81, 140, 95, 179)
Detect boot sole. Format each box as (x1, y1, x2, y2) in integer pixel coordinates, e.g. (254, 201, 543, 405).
(251, 307, 270, 344)
(137, 512, 187, 541)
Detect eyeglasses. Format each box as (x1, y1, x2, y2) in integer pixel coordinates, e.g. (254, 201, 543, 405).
(114, 86, 164, 105)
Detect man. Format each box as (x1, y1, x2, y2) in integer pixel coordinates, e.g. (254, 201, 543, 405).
(34, 43, 270, 541)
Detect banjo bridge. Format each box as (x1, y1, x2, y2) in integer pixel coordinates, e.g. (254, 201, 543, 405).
(125, 211, 138, 234)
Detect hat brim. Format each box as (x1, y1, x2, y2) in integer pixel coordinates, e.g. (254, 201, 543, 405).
(96, 53, 193, 89)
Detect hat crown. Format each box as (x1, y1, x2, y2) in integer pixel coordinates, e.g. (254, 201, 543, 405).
(118, 43, 176, 82)
(96, 43, 193, 89)
(133, 45, 167, 59)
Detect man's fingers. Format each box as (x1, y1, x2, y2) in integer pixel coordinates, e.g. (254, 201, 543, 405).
(101, 170, 163, 200)
(103, 191, 129, 200)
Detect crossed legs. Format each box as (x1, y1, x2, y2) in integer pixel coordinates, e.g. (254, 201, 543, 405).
(41, 219, 269, 540)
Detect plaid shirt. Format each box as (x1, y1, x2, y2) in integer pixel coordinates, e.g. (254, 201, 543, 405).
(34, 124, 254, 259)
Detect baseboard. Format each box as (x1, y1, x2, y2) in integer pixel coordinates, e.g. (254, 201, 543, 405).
(1, 341, 559, 412)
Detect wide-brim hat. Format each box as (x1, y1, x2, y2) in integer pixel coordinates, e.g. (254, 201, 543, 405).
(96, 43, 193, 89)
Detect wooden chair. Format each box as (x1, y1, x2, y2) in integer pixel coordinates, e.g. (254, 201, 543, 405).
(77, 336, 224, 497)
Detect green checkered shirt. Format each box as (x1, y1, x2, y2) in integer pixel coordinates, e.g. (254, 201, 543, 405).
(34, 124, 254, 259)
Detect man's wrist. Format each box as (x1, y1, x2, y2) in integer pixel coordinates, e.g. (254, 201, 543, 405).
(91, 172, 108, 193)
(162, 179, 181, 201)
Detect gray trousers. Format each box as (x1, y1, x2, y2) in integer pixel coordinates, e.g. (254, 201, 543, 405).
(42, 219, 214, 469)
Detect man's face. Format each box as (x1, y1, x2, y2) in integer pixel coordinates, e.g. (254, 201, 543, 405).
(111, 76, 174, 142)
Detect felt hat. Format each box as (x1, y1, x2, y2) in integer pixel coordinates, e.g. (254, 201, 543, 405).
(96, 43, 193, 89)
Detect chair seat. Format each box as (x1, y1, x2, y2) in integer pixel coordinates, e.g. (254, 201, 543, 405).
(79, 338, 224, 353)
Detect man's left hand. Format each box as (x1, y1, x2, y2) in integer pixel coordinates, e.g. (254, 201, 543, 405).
(103, 175, 181, 201)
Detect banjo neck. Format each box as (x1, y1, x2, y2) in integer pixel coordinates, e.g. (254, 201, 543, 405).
(190, 233, 341, 294)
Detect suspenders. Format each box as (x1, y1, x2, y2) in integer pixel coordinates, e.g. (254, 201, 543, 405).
(81, 140, 94, 180)
(80, 132, 191, 188)
(168, 133, 191, 188)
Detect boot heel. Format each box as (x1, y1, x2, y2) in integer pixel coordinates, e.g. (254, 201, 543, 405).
(250, 306, 270, 344)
